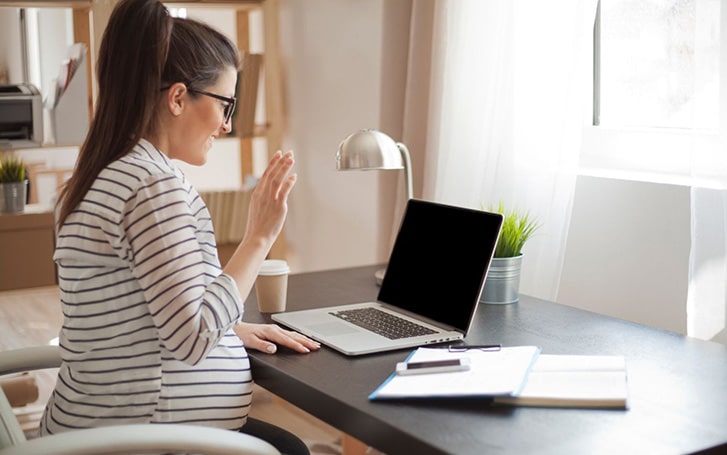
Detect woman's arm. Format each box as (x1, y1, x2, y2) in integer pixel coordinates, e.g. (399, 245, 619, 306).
(226, 151, 319, 354)
(222, 150, 297, 304)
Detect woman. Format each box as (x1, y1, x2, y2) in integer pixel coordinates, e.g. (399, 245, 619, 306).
(40, 0, 319, 453)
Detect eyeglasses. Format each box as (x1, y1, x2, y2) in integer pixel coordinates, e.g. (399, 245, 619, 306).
(188, 88, 236, 124)
(160, 86, 237, 124)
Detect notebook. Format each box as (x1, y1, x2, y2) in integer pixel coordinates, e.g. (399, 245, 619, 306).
(272, 199, 504, 356)
(493, 355, 628, 409)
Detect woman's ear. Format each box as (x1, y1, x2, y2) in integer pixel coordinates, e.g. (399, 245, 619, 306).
(166, 82, 187, 116)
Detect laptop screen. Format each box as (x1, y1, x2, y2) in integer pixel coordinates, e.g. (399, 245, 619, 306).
(378, 199, 503, 333)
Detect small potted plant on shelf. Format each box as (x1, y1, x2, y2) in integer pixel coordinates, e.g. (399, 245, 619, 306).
(0, 155, 29, 214)
(481, 202, 540, 304)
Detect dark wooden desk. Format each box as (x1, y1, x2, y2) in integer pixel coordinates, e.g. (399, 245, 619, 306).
(245, 265, 727, 455)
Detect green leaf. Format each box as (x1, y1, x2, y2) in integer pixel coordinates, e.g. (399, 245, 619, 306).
(487, 202, 540, 258)
(0, 156, 27, 183)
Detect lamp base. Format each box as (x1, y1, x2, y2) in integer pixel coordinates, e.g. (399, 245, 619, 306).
(374, 268, 385, 286)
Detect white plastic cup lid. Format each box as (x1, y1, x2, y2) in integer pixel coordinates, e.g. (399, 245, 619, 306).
(258, 259, 290, 276)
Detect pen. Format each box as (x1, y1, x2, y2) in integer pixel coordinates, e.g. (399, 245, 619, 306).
(444, 344, 502, 352)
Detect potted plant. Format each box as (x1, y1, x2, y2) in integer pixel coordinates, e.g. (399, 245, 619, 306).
(481, 202, 540, 304)
(0, 156, 29, 213)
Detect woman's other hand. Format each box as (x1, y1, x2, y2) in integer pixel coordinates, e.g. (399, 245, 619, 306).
(233, 322, 321, 354)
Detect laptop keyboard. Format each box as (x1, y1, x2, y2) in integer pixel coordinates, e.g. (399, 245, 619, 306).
(330, 307, 437, 340)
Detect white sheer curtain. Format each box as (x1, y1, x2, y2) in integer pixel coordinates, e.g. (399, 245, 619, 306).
(689, 187, 727, 343)
(420, 0, 598, 300)
(687, 1, 727, 344)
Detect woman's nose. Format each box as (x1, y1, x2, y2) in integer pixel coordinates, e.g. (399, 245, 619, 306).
(221, 118, 232, 133)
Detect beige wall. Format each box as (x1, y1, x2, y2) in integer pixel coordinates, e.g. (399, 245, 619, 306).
(279, 0, 411, 274)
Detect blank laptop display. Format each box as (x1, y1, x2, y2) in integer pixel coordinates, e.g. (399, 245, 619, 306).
(272, 199, 504, 356)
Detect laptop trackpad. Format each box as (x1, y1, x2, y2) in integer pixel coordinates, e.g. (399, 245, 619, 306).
(309, 322, 359, 336)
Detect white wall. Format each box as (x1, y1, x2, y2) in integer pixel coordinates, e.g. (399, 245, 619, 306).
(35, 9, 73, 95)
(0, 8, 73, 93)
(558, 176, 691, 335)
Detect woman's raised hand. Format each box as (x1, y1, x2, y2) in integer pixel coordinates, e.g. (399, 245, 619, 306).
(244, 150, 297, 248)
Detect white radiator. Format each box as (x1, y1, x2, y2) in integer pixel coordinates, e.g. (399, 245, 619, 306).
(199, 189, 252, 244)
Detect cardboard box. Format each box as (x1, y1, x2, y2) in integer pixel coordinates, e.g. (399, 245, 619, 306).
(0, 205, 56, 290)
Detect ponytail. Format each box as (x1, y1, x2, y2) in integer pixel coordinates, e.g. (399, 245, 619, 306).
(58, 0, 172, 226)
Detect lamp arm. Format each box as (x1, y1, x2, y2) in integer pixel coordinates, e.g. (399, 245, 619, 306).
(396, 142, 414, 200)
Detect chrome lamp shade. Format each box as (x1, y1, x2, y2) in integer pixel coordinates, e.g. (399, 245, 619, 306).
(336, 129, 413, 200)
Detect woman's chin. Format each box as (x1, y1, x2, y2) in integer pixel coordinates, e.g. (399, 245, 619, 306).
(183, 152, 208, 167)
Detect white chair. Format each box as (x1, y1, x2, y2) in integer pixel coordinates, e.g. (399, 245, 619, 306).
(0, 345, 279, 455)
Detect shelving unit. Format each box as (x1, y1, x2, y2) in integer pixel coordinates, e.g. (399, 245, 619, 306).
(0, 0, 287, 259)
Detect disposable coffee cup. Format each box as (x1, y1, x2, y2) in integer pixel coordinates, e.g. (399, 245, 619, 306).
(255, 259, 290, 313)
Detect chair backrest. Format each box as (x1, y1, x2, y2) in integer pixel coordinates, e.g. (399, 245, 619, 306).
(0, 346, 62, 377)
(0, 345, 61, 449)
(0, 346, 284, 455)
(0, 387, 27, 449)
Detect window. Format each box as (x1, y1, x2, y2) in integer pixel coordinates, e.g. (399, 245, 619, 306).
(168, 8, 187, 18)
(596, 0, 720, 130)
(582, 0, 723, 184)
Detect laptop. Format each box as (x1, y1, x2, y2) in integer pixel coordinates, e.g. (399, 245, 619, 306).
(272, 199, 504, 356)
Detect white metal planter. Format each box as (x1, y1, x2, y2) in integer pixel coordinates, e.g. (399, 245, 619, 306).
(481, 254, 523, 304)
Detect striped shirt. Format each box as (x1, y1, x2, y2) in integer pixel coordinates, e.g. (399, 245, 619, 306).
(41, 139, 252, 435)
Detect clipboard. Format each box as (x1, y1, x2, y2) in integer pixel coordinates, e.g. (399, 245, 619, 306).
(369, 345, 541, 400)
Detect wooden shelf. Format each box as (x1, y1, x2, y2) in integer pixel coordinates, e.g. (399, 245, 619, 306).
(0, 0, 261, 6)
(166, 0, 262, 9)
(233, 123, 270, 139)
(0, 1, 89, 7)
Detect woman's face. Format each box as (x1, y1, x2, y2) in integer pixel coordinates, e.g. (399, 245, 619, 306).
(169, 66, 238, 166)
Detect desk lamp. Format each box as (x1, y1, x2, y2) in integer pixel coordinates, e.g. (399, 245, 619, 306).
(336, 129, 413, 285)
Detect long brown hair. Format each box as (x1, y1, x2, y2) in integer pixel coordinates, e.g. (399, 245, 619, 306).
(57, 0, 239, 227)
